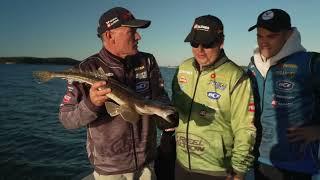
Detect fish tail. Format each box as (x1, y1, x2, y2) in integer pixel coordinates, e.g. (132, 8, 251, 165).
(33, 71, 54, 83)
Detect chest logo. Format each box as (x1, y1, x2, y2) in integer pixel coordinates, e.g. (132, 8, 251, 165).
(179, 76, 188, 83)
(136, 81, 149, 92)
(136, 71, 147, 79)
(207, 92, 221, 100)
(276, 80, 294, 91)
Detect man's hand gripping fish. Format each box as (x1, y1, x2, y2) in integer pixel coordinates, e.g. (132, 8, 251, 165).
(33, 70, 179, 126)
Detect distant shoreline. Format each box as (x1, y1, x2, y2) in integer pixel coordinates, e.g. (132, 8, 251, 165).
(0, 57, 80, 65)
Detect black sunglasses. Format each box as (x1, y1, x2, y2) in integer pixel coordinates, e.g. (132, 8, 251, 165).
(190, 42, 215, 49)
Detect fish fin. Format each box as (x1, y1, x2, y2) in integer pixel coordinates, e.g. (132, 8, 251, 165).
(119, 106, 140, 124)
(98, 67, 105, 74)
(105, 102, 121, 117)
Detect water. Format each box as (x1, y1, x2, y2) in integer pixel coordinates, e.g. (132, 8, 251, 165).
(0, 64, 176, 180)
(1, 64, 319, 180)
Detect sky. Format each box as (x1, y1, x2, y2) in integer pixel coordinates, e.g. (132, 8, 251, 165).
(0, 0, 319, 66)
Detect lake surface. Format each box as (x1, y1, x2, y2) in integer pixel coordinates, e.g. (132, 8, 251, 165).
(1, 64, 319, 180)
(0, 64, 176, 180)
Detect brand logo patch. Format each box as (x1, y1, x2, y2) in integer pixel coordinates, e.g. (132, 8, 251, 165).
(176, 132, 210, 155)
(106, 17, 119, 27)
(179, 76, 188, 83)
(63, 95, 71, 103)
(276, 80, 294, 91)
(136, 81, 149, 92)
(136, 71, 147, 79)
(209, 81, 226, 90)
(193, 24, 210, 31)
(207, 92, 221, 100)
(262, 10, 274, 20)
(134, 66, 144, 71)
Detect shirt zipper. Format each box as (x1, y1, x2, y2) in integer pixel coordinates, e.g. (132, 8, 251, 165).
(186, 69, 201, 170)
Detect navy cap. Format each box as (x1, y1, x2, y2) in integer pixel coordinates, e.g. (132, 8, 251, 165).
(97, 7, 151, 37)
(248, 9, 291, 32)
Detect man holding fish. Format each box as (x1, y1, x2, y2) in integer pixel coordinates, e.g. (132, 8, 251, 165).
(57, 7, 178, 180)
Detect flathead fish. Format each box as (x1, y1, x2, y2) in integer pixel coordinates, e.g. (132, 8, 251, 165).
(33, 70, 179, 126)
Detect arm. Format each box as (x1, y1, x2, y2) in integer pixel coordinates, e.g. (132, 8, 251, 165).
(287, 52, 320, 143)
(59, 81, 110, 129)
(230, 74, 256, 176)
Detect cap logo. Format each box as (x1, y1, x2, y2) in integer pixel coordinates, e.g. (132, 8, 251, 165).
(193, 24, 210, 31)
(106, 17, 119, 28)
(262, 10, 274, 20)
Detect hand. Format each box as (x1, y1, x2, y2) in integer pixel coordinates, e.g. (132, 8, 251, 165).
(287, 125, 320, 143)
(89, 81, 111, 107)
(226, 172, 244, 180)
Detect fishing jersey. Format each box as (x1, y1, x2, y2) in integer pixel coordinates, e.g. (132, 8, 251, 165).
(247, 51, 320, 174)
(59, 48, 171, 175)
(172, 51, 256, 176)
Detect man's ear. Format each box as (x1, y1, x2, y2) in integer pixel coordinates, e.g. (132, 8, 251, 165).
(104, 31, 111, 40)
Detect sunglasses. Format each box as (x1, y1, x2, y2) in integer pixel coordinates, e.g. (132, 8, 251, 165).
(190, 42, 215, 49)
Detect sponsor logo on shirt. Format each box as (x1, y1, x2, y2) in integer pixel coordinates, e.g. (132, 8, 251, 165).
(179, 76, 188, 83)
(136, 81, 149, 92)
(67, 86, 74, 92)
(179, 70, 193, 75)
(274, 71, 296, 78)
(176, 132, 210, 155)
(63, 95, 71, 103)
(199, 110, 207, 117)
(208, 81, 227, 90)
(276, 80, 294, 91)
(136, 71, 147, 79)
(210, 73, 216, 79)
(248, 102, 255, 112)
(134, 66, 145, 71)
(207, 92, 221, 100)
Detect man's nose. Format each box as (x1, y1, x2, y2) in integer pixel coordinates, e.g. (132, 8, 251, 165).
(135, 32, 141, 40)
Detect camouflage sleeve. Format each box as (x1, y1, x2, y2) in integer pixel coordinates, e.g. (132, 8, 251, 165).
(58, 72, 104, 129)
(230, 73, 256, 175)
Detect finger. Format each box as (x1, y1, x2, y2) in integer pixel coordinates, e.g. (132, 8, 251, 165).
(95, 88, 111, 96)
(92, 81, 106, 90)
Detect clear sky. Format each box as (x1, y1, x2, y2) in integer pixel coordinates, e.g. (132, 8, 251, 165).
(1, 0, 319, 66)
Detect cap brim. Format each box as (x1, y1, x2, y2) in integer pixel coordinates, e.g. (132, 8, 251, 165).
(248, 25, 257, 32)
(184, 32, 193, 42)
(184, 31, 217, 44)
(122, 19, 151, 28)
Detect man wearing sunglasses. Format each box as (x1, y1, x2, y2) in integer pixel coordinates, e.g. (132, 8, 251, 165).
(172, 15, 256, 180)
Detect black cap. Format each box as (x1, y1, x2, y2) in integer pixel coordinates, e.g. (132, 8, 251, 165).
(97, 7, 151, 37)
(184, 15, 224, 44)
(248, 9, 291, 32)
